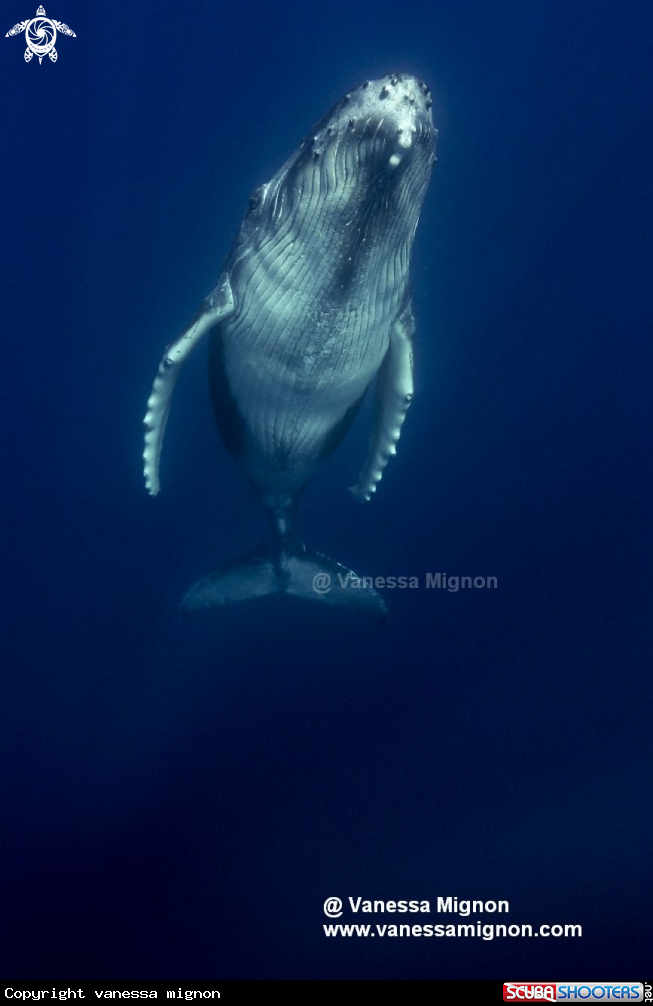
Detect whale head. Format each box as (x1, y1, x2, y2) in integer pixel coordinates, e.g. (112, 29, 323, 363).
(238, 74, 436, 297)
(306, 72, 436, 179)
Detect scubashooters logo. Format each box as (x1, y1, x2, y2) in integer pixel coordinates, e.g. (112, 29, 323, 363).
(503, 985, 645, 1002)
(5, 5, 76, 64)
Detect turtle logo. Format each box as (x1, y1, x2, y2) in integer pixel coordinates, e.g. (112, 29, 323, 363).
(5, 5, 76, 64)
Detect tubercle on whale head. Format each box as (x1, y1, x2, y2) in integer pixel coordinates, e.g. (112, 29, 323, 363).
(342, 73, 432, 129)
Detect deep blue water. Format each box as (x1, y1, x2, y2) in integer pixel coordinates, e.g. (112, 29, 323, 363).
(2, 0, 652, 982)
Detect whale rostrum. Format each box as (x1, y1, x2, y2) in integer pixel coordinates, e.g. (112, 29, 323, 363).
(143, 73, 437, 621)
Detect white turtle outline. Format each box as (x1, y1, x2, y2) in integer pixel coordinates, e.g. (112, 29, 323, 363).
(5, 5, 75, 64)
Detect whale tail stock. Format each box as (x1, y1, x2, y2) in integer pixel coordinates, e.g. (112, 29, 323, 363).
(180, 538, 388, 623)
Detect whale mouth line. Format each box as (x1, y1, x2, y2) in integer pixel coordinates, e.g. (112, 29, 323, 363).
(313, 112, 432, 141)
(303, 117, 432, 178)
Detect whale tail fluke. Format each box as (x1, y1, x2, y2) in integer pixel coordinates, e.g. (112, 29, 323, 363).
(180, 541, 388, 623)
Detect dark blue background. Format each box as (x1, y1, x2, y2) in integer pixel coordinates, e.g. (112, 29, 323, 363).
(2, 0, 652, 981)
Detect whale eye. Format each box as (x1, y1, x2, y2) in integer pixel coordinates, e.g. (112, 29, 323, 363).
(248, 184, 268, 212)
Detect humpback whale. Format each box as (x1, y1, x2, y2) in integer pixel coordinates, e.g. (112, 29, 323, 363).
(143, 73, 436, 621)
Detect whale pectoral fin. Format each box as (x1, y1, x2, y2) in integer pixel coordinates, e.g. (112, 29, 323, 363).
(349, 306, 415, 502)
(143, 275, 235, 495)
